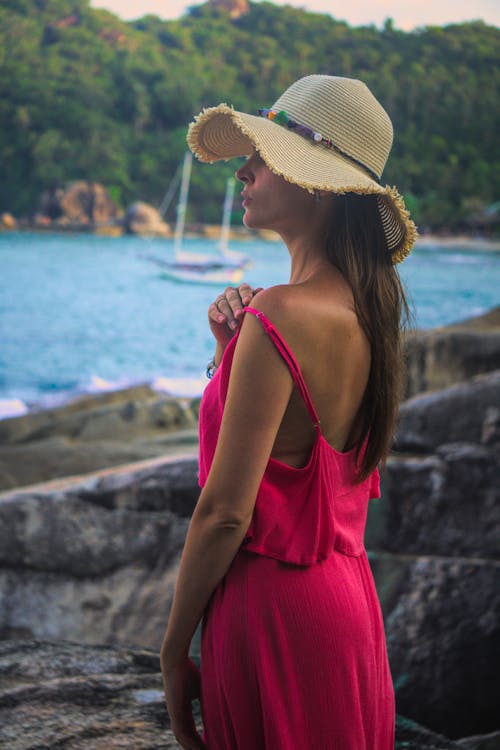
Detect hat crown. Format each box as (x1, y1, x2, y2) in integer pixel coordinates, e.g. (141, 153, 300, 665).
(272, 75, 393, 179)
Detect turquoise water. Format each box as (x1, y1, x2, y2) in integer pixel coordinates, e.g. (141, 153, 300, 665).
(1, 231, 499, 417)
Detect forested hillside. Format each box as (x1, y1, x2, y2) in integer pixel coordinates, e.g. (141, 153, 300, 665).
(1, 0, 498, 230)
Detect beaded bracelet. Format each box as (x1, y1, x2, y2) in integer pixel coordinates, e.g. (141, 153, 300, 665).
(206, 357, 217, 379)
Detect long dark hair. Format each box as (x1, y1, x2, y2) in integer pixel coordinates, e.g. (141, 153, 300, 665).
(325, 193, 411, 481)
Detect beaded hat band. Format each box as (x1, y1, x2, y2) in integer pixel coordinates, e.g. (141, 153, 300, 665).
(257, 108, 382, 184)
(187, 75, 417, 263)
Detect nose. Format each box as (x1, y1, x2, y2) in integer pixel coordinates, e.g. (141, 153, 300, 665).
(235, 158, 253, 184)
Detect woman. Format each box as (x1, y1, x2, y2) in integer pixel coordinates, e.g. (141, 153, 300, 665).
(160, 74, 417, 750)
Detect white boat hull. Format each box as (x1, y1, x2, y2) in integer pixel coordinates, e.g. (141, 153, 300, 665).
(160, 266, 245, 286)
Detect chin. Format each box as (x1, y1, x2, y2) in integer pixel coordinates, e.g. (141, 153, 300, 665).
(242, 214, 255, 229)
(243, 210, 266, 231)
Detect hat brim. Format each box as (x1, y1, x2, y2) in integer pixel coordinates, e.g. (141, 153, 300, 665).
(187, 104, 417, 263)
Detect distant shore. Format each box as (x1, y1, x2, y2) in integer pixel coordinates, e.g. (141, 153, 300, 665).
(2, 223, 500, 250)
(415, 233, 500, 251)
(0, 214, 282, 243)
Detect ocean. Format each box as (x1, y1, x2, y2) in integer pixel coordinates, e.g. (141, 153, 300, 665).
(1, 231, 499, 419)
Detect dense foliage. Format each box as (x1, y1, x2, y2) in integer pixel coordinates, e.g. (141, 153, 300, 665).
(0, 0, 499, 229)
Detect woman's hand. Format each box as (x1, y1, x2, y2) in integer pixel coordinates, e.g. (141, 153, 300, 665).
(161, 655, 205, 750)
(208, 283, 263, 349)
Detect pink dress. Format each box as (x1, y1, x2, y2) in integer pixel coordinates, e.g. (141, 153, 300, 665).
(198, 308, 395, 749)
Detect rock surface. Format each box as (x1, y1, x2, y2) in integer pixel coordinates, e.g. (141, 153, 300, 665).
(370, 370, 500, 560)
(365, 367, 500, 738)
(457, 731, 500, 750)
(208, 0, 250, 18)
(0, 386, 199, 491)
(404, 306, 500, 397)
(0, 456, 199, 649)
(0, 640, 181, 749)
(38, 181, 122, 226)
(381, 441, 499, 558)
(395, 370, 500, 453)
(369, 552, 500, 739)
(0, 640, 466, 750)
(1, 431, 497, 741)
(0, 212, 16, 230)
(124, 201, 171, 237)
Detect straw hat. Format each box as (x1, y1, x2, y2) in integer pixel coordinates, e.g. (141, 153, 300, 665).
(187, 75, 417, 263)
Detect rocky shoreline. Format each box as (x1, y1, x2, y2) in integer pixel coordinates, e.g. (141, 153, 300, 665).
(0, 180, 281, 242)
(2, 216, 499, 251)
(0, 307, 499, 747)
(1, 308, 498, 493)
(0, 386, 200, 492)
(1, 180, 499, 247)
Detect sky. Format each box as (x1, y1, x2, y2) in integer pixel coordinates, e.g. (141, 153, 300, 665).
(90, 0, 500, 31)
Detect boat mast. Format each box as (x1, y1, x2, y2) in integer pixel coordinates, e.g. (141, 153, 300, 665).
(158, 163, 182, 219)
(174, 152, 193, 257)
(219, 177, 235, 257)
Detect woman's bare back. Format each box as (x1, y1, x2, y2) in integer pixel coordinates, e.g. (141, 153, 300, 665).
(256, 270, 371, 467)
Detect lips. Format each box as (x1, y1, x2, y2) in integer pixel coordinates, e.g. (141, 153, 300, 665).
(241, 192, 251, 207)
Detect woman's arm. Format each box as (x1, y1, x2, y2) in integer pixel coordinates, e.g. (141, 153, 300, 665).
(161, 296, 293, 668)
(161, 293, 296, 747)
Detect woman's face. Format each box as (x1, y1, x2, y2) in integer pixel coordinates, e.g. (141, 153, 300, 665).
(235, 152, 314, 233)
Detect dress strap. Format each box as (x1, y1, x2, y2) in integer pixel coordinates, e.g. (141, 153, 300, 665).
(244, 306, 321, 429)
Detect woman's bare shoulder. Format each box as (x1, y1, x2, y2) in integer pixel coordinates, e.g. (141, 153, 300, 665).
(247, 284, 295, 314)
(249, 280, 359, 337)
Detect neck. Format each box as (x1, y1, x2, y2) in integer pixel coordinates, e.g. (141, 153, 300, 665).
(278, 200, 334, 284)
(286, 235, 329, 283)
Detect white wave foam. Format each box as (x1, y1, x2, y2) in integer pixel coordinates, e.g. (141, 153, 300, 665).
(86, 375, 120, 392)
(152, 376, 206, 398)
(442, 254, 482, 265)
(84, 373, 206, 398)
(0, 399, 29, 419)
(0, 374, 206, 422)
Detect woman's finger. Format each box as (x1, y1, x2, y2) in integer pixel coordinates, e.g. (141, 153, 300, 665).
(235, 285, 263, 318)
(237, 282, 254, 306)
(224, 285, 246, 314)
(208, 298, 227, 325)
(216, 291, 238, 330)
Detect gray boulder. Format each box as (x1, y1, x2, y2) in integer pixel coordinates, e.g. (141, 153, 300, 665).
(38, 180, 122, 225)
(367, 371, 500, 559)
(124, 201, 171, 237)
(0, 386, 199, 445)
(457, 731, 500, 750)
(365, 365, 500, 740)
(0, 457, 199, 649)
(395, 370, 500, 452)
(369, 553, 500, 739)
(380, 442, 499, 559)
(0, 386, 200, 491)
(0, 640, 464, 750)
(405, 307, 500, 397)
(0, 640, 182, 749)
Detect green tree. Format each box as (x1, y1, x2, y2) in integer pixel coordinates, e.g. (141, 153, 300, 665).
(0, 0, 498, 231)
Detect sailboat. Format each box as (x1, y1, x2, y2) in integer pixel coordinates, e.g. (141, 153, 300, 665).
(146, 153, 249, 285)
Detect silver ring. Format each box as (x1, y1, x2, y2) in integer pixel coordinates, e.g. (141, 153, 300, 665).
(215, 296, 225, 306)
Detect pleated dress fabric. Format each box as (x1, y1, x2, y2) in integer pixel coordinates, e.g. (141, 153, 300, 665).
(198, 308, 395, 749)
